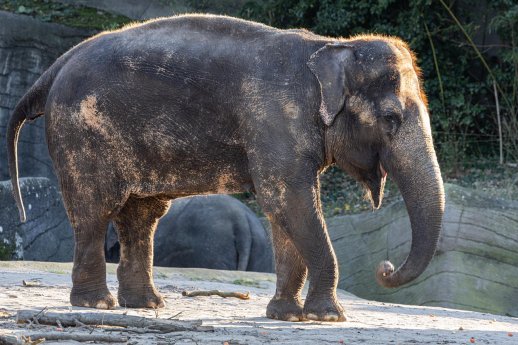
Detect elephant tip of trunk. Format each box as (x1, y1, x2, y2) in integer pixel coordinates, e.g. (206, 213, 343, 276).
(375, 260, 397, 288)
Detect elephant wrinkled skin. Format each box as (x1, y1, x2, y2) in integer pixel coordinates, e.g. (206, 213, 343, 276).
(7, 14, 445, 322)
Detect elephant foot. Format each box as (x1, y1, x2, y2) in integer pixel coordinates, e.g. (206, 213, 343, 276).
(303, 296, 346, 322)
(70, 287, 117, 309)
(118, 287, 165, 309)
(266, 297, 304, 322)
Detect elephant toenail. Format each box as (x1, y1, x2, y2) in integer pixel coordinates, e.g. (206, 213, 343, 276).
(323, 314, 338, 321)
(306, 313, 319, 320)
(95, 301, 108, 309)
(286, 315, 300, 322)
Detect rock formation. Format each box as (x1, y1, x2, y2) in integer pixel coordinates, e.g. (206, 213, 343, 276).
(0, 178, 73, 261)
(0, 11, 92, 181)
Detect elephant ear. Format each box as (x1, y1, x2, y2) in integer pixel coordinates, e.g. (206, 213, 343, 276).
(307, 43, 354, 126)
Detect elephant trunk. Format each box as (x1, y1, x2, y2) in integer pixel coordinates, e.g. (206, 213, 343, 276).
(376, 117, 445, 288)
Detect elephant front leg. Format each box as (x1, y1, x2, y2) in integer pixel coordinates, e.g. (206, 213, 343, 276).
(71, 219, 117, 309)
(113, 196, 171, 308)
(255, 176, 345, 322)
(266, 224, 307, 321)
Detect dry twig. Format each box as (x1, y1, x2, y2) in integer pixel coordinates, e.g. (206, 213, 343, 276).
(100, 326, 162, 334)
(16, 310, 212, 333)
(168, 311, 183, 320)
(22, 280, 41, 288)
(0, 332, 128, 344)
(182, 290, 250, 300)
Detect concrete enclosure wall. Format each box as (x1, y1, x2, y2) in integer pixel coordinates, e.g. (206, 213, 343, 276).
(328, 183, 518, 317)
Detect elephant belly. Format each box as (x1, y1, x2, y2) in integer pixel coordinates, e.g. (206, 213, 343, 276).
(46, 74, 253, 199)
(136, 155, 254, 197)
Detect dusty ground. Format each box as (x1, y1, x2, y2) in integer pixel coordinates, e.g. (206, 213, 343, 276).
(0, 262, 516, 344)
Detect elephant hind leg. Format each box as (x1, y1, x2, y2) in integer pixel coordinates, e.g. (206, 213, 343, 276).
(113, 195, 171, 308)
(61, 185, 122, 310)
(70, 216, 117, 309)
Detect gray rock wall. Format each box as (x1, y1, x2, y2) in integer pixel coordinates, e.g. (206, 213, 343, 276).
(328, 183, 518, 317)
(0, 11, 92, 181)
(0, 11, 90, 262)
(0, 178, 73, 261)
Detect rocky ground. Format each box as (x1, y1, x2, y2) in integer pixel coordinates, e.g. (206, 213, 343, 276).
(0, 262, 516, 344)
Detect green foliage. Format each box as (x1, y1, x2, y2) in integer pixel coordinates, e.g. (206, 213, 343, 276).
(0, 243, 13, 261)
(240, 0, 518, 172)
(318, 166, 402, 216)
(490, 1, 518, 161)
(0, 0, 131, 30)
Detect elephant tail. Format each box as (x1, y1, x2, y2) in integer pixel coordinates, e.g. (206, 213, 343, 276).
(235, 214, 253, 271)
(7, 57, 67, 223)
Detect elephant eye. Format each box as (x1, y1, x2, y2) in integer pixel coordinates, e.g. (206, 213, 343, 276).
(381, 111, 401, 136)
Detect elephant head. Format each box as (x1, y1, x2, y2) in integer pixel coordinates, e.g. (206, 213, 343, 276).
(308, 36, 445, 288)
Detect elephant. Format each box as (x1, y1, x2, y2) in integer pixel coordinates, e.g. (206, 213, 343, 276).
(105, 194, 274, 273)
(7, 14, 445, 322)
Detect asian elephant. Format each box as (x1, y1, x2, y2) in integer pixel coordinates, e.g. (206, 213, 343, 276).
(7, 14, 445, 322)
(105, 194, 274, 273)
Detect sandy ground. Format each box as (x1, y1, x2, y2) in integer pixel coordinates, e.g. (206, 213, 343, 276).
(0, 262, 516, 344)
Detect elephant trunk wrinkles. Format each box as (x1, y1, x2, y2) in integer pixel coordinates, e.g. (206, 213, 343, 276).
(377, 124, 445, 288)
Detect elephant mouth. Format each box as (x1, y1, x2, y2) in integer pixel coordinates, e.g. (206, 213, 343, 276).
(337, 159, 387, 209)
(380, 162, 387, 179)
(364, 162, 387, 209)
